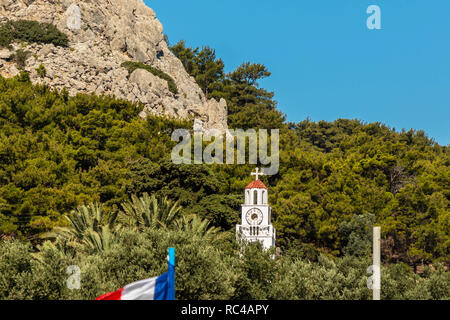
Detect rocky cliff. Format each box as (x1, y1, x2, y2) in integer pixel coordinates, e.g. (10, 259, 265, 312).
(0, 0, 227, 130)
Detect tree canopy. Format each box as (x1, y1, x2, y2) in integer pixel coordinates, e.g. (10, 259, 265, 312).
(0, 37, 448, 300)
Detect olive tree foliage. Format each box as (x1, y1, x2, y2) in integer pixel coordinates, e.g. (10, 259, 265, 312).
(77, 228, 239, 300)
(271, 255, 372, 300)
(0, 236, 448, 300)
(231, 242, 277, 300)
(0, 229, 240, 300)
(0, 240, 77, 300)
(382, 262, 450, 300)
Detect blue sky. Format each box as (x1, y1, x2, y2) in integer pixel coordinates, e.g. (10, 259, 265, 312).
(146, 0, 449, 145)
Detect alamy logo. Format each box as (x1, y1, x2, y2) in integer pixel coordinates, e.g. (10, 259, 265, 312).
(66, 4, 81, 31)
(171, 123, 279, 175)
(367, 265, 381, 290)
(367, 5, 381, 30)
(66, 265, 81, 290)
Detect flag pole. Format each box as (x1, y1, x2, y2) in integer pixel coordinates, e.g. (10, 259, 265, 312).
(168, 247, 175, 300)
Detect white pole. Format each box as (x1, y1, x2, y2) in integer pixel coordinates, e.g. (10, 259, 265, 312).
(373, 226, 381, 300)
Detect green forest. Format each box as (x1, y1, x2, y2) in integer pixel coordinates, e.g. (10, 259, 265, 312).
(0, 24, 448, 299)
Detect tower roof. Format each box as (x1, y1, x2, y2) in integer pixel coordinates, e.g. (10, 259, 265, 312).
(245, 180, 268, 190)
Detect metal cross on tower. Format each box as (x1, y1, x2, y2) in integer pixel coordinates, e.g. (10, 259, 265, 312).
(251, 167, 264, 180)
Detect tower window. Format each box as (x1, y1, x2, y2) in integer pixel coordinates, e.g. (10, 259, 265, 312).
(254, 190, 258, 205)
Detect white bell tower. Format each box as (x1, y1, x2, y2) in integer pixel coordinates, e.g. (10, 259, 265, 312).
(236, 168, 276, 250)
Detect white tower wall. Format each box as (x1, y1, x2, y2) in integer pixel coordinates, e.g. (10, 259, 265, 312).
(236, 185, 276, 251)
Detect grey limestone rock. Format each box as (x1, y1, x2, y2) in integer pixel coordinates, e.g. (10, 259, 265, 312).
(0, 0, 227, 130)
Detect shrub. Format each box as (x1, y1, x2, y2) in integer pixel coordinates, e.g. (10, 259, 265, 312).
(0, 24, 13, 49)
(10, 49, 30, 69)
(35, 64, 47, 78)
(0, 240, 33, 299)
(121, 61, 179, 95)
(1, 234, 448, 300)
(0, 228, 238, 300)
(17, 70, 31, 82)
(0, 20, 68, 49)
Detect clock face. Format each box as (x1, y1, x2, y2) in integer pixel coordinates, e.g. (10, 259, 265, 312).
(246, 208, 263, 225)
